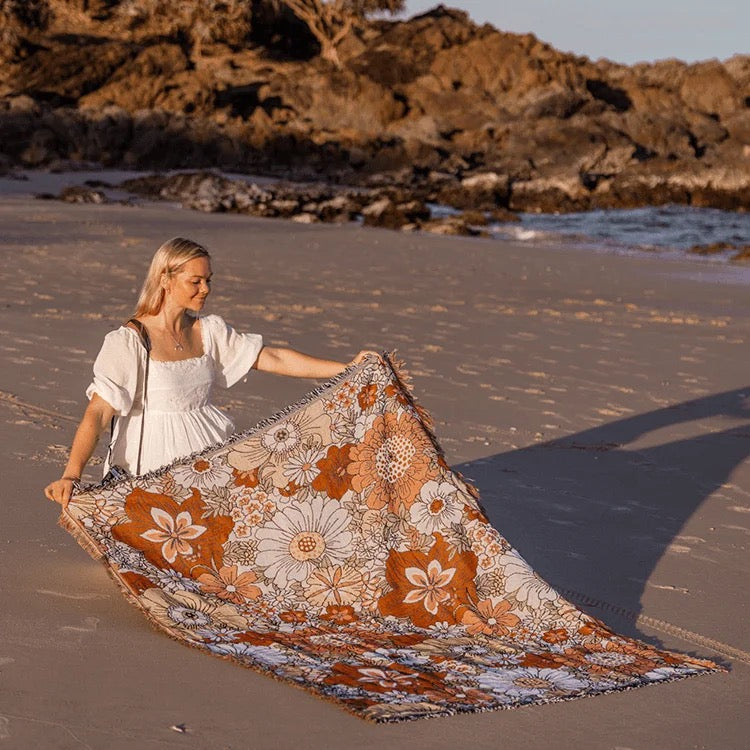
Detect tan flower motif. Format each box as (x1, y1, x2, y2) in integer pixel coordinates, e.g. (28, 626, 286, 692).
(320, 604, 358, 624)
(197, 565, 262, 604)
(459, 598, 521, 636)
(348, 411, 436, 511)
(305, 565, 363, 608)
(226, 402, 332, 488)
(139, 588, 248, 637)
(140, 507, 207, 564)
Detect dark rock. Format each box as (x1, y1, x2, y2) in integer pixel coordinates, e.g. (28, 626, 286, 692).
(419, 216, 481, 236)
(436, 172, 510, 210)
(361, 197, 409, 229)
(688, 242, 732, 255)
(489, 207, 521, 223)
(58, 185, 109, 203)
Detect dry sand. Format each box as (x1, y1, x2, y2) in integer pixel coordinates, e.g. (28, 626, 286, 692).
(0, 180, 748, 748)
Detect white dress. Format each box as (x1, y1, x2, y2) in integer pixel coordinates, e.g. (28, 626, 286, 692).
(86, 314, 263, 477)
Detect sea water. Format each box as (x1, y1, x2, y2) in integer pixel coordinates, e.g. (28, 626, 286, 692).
(487, 205, 750, 262)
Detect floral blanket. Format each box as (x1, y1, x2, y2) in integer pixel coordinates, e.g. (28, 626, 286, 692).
(60, 353, 719, 722)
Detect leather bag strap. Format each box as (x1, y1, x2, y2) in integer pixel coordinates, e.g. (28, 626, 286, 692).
(125, 318, 151, 476)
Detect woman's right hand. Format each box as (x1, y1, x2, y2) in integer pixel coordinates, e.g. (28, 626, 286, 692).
(44, 477, 79, 509)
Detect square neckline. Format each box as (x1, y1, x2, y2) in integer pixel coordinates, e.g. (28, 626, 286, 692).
(124, 317, 208, 365)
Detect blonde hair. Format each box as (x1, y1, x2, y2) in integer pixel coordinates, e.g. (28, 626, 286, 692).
(133, 237, 211, 317)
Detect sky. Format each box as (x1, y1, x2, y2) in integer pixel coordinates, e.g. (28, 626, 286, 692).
(401, 1, 748, 65)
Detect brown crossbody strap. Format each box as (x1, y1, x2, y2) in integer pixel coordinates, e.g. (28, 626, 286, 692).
(125, 318, 151, 476)
(106, 319, 152, 477)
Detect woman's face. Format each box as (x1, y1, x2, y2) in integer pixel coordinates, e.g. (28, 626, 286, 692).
(165, 257, 212, 312)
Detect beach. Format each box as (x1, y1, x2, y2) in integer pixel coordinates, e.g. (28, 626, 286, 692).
(1, 189, 748, 748)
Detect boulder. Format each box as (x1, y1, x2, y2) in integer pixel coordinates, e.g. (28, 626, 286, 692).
(58, 185, 108, 204)
(361, 197, 409, 229)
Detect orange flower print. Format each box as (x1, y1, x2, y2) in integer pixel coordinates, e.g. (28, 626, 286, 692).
(280, 610, 308, 624)
(324, 662, 443, 695)
(348, 411, 436, 511)
(384, 383, 410, 407)
(140, 507, 207, 564)
(320, 604, 358, 624)
(312, 444, 353, 500)
(197, 565, 261, 604)
(233, 467, 259, 488)
(542, 628, 570, 644)
(459, 599, 521, 636)
(379, 534, 478, 628)
(113, 488, 233, 576)
(357, 383, 378, 410)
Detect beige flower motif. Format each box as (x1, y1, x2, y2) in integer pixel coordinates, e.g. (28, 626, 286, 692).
(357, 668, 417, 689)
(500, 551, 559, 609)
(226, 403, 332, 488)
(140, 507, 207, 564)
(409, 480, 462, 534)
(304, 565, 363, 608)
(403, 560, 456, 615)
(139, 588, 248, 637)
(198, 565, 262, 604)
(171, 454, 233, 492)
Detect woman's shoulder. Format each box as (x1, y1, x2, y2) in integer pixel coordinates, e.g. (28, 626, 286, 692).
(98, 325, 141, 354)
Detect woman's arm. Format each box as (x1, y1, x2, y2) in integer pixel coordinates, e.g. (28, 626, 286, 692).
(254, 347, 378, 379)
(43, 393, 115, 508)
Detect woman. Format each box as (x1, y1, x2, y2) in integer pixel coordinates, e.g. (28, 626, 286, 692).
(44, 237, 374, 508)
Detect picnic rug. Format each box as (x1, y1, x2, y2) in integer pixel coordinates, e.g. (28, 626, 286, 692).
(59, 353, 721, 722)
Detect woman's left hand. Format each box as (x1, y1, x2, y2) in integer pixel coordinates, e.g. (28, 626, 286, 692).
(350, 350, 381, 366)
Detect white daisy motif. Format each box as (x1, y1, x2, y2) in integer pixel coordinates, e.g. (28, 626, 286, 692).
(500, 551, 559, 609)
(255, 496, 353, 586)
(409, 480, 462, 534)
(140, 507, 207, 563)
(171, 454, 233, 492)
(478, 667, 588, 700)
(140, 588, 248, 638)
(261, 420, 302, 457)
(282, 446, 324, 485)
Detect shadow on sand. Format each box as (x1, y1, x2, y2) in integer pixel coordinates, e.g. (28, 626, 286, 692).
(455, 387, 750, 648)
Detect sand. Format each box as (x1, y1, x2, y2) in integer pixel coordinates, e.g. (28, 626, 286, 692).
(0, 180, 748, 748)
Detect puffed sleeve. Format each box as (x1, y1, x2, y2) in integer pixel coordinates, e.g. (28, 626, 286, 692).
(85, 328, 141, 415)
(203, 314, 264, 388)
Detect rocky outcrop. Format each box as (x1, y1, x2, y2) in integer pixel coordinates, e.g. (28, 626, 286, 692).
(2, 3, 749, 212)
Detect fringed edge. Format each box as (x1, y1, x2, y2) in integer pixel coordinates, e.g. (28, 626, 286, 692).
(366, 663, 725, 723)
(55, 502, 728, 725)
(73, 353, 385, 495)
(57, 511, 105, 561)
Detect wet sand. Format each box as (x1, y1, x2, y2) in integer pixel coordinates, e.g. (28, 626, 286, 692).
(0, 187, 748, 748)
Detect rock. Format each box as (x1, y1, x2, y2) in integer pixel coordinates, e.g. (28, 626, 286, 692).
(489, 207, 521, 223)
(731, 246, 750, 262)
(4, 5, 747, 213)
(688, 242, 732, 255)
(58, 185, 109, 204)
(419, 216, 480, 236)
(436, 172, 510, 210)
(680, 61, 743, 119)
(509, 177, 591, 213)
(291, 213, 318, 224)
(361, 197, 409, 229)
(459, 210, 488, 226)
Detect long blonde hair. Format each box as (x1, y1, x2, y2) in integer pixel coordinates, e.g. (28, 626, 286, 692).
(133, 237, 211, 317)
